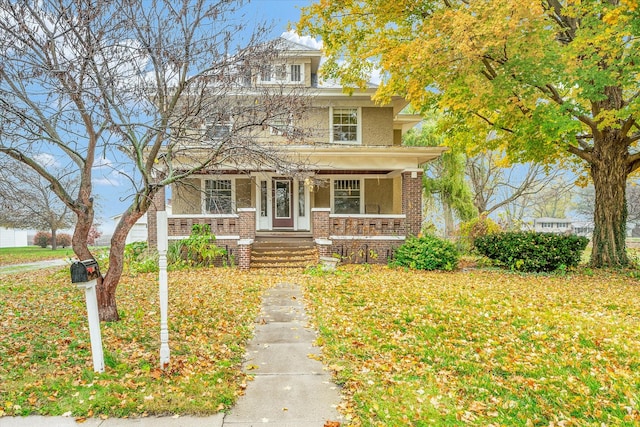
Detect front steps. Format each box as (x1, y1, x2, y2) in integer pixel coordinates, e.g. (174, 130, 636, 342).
(250, 236, 317, 269)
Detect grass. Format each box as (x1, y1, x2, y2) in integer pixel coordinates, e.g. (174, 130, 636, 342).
(1, 263, 639, 425)
(0, 267, 286, 417)
(0, 246, 74, 266)
(302, 265, 640, 426)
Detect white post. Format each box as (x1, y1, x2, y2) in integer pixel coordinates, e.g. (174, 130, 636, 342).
(76, 279, 104, 373)
(157, 210, 170, 369)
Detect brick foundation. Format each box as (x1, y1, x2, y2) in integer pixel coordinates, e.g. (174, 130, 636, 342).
(331, 239, 404, 264)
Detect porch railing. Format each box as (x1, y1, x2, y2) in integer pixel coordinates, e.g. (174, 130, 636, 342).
(328, 214, 406, 237)
(168, 214, 239, 238)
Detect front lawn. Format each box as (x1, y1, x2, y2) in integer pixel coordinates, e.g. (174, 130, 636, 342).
(1, 264, 639, 425)
(0, 246, 74, 266)
(303, 266, 640, 426)
(0, 267, 283, 417)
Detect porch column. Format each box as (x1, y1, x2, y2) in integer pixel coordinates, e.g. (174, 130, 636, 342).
(237, 208, 255, 270)
(238, 208, 256, 240)
(312, 208, 332, 259)
(237, 240, 252, 271)
(147, 186, 166, 249)
(402, 170, 423, 236)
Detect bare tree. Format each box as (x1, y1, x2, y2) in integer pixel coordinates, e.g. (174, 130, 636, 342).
(0, 158, 75, 249)
(0, 1, 310, 321)
(466, 151, 564, 219)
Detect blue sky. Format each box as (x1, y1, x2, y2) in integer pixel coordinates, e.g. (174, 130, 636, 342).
(95, 0, 314, 233)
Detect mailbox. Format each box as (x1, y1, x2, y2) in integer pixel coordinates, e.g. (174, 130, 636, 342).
(71, 259, 101, 283)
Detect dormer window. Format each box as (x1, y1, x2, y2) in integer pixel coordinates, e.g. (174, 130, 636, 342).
(290, 64, 302, 82)
(259, 63, 304, 84)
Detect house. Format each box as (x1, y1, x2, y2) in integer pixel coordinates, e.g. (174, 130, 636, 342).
(0, 227, 28, 248)
(533, 217, 573, 234)
(112, 204, 172, 245)
(147, 37, 446, 268)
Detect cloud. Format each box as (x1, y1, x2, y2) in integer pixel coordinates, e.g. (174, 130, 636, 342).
(280, 30, 323, 50)
(93, 156, 114, 169)
(93, 169, 124, 187)
(33, 153, 60, 168)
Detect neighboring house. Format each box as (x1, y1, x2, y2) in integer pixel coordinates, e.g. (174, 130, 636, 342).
(0, 227, 28, 248)
(113, 205, 172, 245)
(147, 38, 446, 268)
(533, 217, 574, 234)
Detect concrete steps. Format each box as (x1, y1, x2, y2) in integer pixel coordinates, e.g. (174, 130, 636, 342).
(251, 237, 317, 269)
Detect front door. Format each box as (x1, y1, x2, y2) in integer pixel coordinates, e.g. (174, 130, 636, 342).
(272, 179, 294, 228)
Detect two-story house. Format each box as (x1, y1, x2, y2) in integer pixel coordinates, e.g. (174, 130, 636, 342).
(147, 37, 446, 268)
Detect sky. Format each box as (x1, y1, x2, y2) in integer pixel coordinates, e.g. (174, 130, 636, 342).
(94, 0, 315, 233)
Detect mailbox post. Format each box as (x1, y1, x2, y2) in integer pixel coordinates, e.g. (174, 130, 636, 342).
(157, 211, 170, 368)
(71, 260, 105, 373)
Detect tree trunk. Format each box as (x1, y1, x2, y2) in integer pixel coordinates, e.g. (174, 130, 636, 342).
(98, 209, 145, 322)
(590, 131, 629, 267)
(51, 228, 57, 250)
(443, 202, 454, 239)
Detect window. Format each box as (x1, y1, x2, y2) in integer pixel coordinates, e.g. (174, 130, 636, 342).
(205, 180, 233, 214)
(298, 181, 305, 217)
(205, 115, 232, 141)
(260, 65, 272, 82)
(331, 108, 359, 143)
(275, 65, 287, 80)
(270, 115, 292, 136)
(260, 181, 268, 217)
(334, 179, 361, 214)
(290, 64, 302, 82)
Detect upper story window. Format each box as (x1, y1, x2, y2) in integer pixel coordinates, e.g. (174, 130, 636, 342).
(205, 179, 233, 214)
(204, 114, 232, 141)
(259, 63, 304, 84)
(290, 64, 302, 82)
(270, 114, 293, 136)
(331, 107, 360, 144)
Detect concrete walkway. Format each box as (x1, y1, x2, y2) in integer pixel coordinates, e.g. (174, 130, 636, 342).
(223, 282, 343, 426)
(0, 283, 343, 427)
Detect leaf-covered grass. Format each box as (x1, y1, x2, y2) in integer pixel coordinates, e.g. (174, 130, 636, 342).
(3, 264, 640, 425)
(0, 247, 74, 266)
(0, 267, 284, 417)
(302, 265, 640, 426)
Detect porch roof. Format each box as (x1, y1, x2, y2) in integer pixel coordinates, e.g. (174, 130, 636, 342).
(284, 145, 447, 170)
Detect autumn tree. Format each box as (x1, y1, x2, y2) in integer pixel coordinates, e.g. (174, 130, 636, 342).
(0, 1, 310, 320)
(299, 1, 640, 267)
(403, 123, 476, 237)
(0, 157, 75, 250)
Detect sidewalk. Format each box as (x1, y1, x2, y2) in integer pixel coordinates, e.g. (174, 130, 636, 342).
(0, 259, 68, 275)
(0, 282, 343, 427)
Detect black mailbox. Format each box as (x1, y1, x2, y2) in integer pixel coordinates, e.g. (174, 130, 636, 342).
(71, 259, 101, 283)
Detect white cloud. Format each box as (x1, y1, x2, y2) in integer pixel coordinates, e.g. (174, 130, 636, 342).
(93, 156, 114, 169)
(280, 30, 323, 50)
(93, 169, 123, 187)
(33, 153, 60, 168)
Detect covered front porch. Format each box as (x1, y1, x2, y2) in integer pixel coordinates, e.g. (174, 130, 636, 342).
(147, 145, 443, 268)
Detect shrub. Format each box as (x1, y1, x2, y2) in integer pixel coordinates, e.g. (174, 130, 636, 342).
(474, 232, 589, 272)
(179, 224, 227, 267)
(123, 241, 158, 274)
(458, 215, 501, 252)
(391, 235, 459, 271)
(33, 231, 51, 248)
(57, 233, 72, 248)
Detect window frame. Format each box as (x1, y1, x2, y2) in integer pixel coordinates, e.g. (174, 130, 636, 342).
(331, 178, 364, 214)
(203, 178, 235, 215)
(330, 107, 361, 145)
